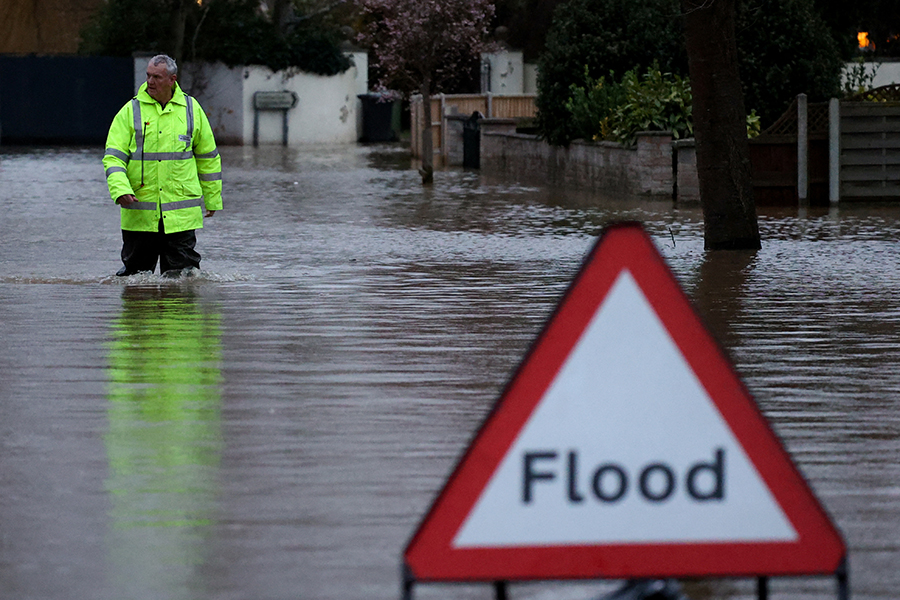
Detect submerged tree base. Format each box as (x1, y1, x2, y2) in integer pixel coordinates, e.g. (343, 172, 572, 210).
(704, 236, 763, 251)
(703, 209, 761, 250)
(683, 0, 761, 251)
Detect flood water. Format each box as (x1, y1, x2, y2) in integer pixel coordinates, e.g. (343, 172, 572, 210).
(0, 144, 897, 600)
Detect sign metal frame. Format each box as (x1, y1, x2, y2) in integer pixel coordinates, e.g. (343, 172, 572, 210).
(401, 223, 848, 600)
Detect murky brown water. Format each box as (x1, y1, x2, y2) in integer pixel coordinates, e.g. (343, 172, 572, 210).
(0, 144, 897, 600)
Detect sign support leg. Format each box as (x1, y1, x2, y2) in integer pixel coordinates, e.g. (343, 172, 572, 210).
(494, 580, 508, 600)
(756, 576, 768, 600)
(837, 557, 850, 600)
(401, 564, 415, 600)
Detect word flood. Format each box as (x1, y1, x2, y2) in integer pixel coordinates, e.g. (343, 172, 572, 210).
(522, 449, 725, 504)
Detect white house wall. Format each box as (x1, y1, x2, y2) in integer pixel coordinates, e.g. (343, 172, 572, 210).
(482, 50, 525, 96)
(869, 62, 900, 87)
(241, 52, 367, 145)
(180, 62, 245, 145)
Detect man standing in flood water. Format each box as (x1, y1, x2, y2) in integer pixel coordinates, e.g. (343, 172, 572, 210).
(103, 54, 223, 277)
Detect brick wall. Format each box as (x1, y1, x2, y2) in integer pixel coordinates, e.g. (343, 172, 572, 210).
(480, 128, 689, 199)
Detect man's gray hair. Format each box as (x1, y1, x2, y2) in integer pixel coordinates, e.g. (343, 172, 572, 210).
(150, 54, 178, 76)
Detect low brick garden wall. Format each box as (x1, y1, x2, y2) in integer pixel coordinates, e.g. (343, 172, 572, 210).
(474, 121, 699, 202)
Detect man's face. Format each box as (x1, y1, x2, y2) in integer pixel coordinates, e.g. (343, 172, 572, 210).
(146, 61, 176, 103)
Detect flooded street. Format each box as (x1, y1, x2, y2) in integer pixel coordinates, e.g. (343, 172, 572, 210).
(0, 144, 898, 600)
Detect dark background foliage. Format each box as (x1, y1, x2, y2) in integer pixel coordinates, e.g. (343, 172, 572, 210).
(493, 0, 566, 62)
(191, 0, 351, 74)
(79, 0, 351, 76)
(735, 0, 843, 126)
(812, 0, 900, 59)
(535, 0, 850, 145)
(79, 0, 171, 58)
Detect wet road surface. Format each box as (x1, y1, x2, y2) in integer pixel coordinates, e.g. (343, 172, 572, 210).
(0, 144, 898, 599)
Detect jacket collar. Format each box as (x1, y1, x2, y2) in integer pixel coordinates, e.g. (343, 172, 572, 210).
(136, 81, 187, 107)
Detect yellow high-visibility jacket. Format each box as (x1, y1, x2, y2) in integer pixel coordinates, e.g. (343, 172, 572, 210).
(103, 82, 223, 233)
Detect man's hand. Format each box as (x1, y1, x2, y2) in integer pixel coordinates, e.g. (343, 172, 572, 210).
(118, 194, 216, 217)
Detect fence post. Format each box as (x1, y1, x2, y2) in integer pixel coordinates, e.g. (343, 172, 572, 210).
(440, 94, 447, 164)
(797, 94, 808, 201)
(409, 96, 417, 158)
(829, 97, 840, 203)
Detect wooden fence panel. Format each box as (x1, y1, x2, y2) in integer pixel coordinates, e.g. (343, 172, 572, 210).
(840, 102, 900, 199)
(410, 94, 536, 160)
(492, 96, 537, 119)
(748, 125, 831, 205)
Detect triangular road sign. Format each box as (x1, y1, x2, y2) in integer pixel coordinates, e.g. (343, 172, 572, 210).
(404, 222, 845, 582)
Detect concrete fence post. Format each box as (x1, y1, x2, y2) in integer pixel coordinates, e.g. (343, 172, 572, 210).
(829, 98, 840, 203)
(797, 93, 808, 201)
(440, 94, 447, 164)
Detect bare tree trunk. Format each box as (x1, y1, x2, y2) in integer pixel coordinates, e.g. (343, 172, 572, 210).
(419, 75, 434, 185)
(170, 0, 188, 66)
(682, 0, 760, 250)
(270, 0, 293, 39)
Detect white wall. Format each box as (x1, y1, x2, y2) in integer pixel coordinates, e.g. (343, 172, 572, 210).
(868, 62, 900, 87)
(134, 52, 368, 145)
(482, 50, 525, 96)
(180, 62, 245, 145)
(843, 61, 900, 89)
(238, 52, 367, 145)
(524, 63, 539, 95)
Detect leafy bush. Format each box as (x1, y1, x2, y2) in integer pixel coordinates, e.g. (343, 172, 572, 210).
(606, 66, 692, 144)
(565, 65, 691, 144)
(746, 110, 761, 138)
(79, 0, 170, 58)
(565, 65, 763, 144)
(841, 58, 878, 97)
(535, 0, 687, 146)
(563, 67, 626, 142)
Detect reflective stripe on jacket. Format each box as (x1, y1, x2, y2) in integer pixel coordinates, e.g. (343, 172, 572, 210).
(103, 82, 223, 233)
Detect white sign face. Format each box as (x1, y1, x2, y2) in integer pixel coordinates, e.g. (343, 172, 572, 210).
(453, 270, 797, 548)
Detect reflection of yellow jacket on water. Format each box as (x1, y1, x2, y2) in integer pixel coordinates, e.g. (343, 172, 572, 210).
(106, 290, 223, 530)
(103, 82, 223, 234)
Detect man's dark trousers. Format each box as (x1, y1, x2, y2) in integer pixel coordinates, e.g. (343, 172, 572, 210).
(120, 218, 201, 275)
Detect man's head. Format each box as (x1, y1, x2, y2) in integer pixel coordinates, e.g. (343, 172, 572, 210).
(146, 54, 177, 104)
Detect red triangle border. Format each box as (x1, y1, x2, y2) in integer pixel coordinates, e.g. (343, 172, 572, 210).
(404, 222, 845, 582)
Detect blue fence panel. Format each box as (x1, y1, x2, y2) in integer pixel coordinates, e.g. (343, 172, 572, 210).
(0, 55, 133, 144)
